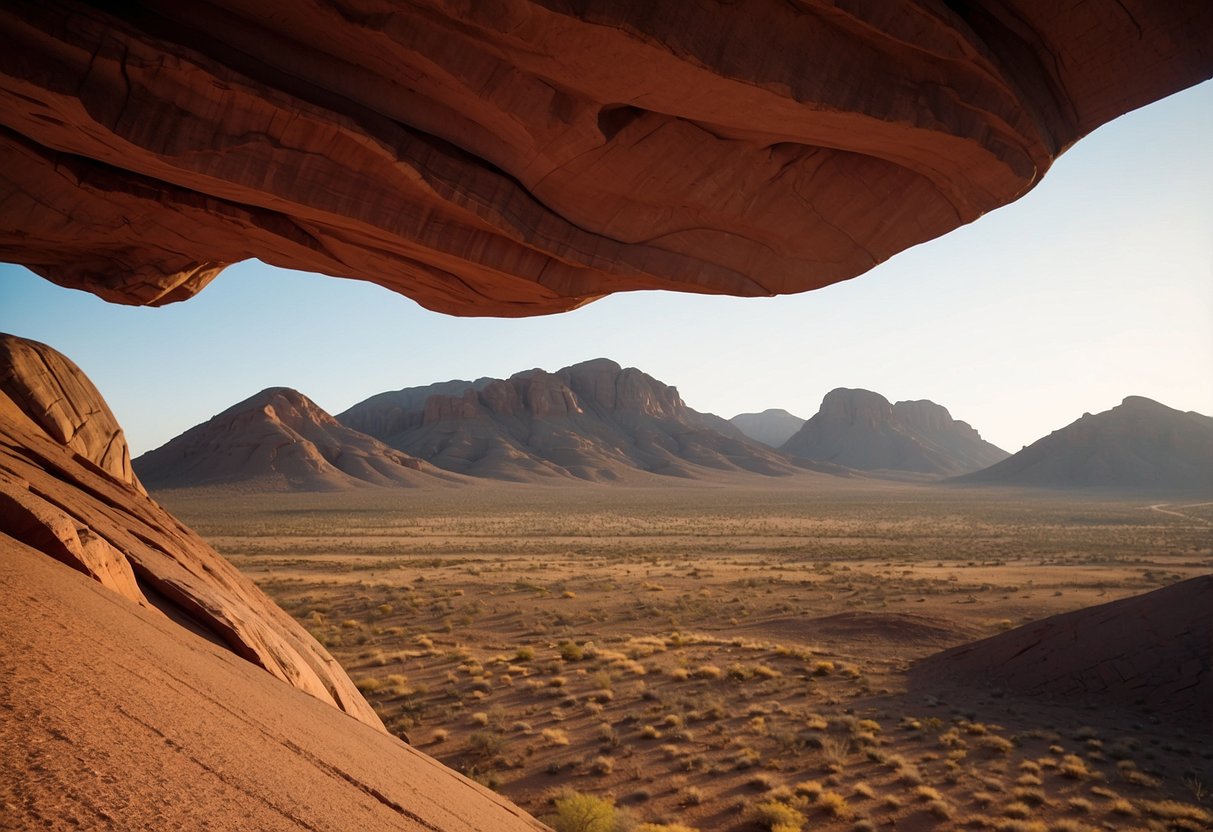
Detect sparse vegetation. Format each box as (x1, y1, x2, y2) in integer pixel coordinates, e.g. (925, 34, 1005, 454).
(168, 485, 1213, 832)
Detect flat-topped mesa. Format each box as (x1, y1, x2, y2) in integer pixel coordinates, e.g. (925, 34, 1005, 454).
(0, 334, 384, 730)
(1, 2, 1210, 316)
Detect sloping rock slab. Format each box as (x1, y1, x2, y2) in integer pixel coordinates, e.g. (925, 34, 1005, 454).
(0, 537, 545, 832)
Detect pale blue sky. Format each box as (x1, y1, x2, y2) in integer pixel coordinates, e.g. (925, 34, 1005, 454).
(2, 82, 1210, 457)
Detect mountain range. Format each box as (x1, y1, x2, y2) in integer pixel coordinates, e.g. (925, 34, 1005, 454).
(338, 358, 792, 482)
(131, 364, 1210, 493)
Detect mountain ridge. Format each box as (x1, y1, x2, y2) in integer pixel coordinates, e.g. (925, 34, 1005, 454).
(338, 358, 799, 483)
(957, 396, 1213, 490)
(134, 386, 464, 491)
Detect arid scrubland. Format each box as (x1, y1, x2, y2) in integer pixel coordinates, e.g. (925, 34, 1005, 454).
(163, 481, 1213, 831)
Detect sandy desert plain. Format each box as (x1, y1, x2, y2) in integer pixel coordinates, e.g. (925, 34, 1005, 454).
(156, 475, 1213, 832)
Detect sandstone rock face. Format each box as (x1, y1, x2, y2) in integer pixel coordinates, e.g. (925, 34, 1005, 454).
(1, 537, 546, 831)
(731, 408, 807, 449)
(781, 388, 1007, 476)
(0, 334, 383, 730)
(913, 576, 1213, 728)
(1, 2, 1210, 316)
(0, 336, 144, 493)
(134, 386, 464, 491)
(339, 358, 797, 481)
(958, 396, 1213, 489)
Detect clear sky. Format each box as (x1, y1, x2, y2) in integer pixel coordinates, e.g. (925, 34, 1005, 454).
(2, 82, 1210, 458)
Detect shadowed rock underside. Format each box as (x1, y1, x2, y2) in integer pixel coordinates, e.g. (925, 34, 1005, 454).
(1, 1, 1210, 315)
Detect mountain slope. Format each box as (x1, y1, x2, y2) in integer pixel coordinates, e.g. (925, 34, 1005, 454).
(781, 388, 1006, 476)
(339, 359, 797, 482)
(959, 396, 1213, 489)
(731, 408, 806, 448)
(134, 387, 463, 491)
(912, 576, 1212, 727)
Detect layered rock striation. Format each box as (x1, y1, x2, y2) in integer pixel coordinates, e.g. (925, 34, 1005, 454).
(958, 396, 1213, 489)
(1, 2, 1210, 315)
(0, 334, 382, 729)
(781, 388, 1007, 476)
(340, 358, 797, 481)
(134, 386, 464, 491)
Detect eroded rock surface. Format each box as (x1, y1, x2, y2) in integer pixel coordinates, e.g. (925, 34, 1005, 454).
(781, 388, 1007, 476)
(0, 333, 383, 730)
(339, 358, 797, 481)
(1, 1, 1210, 315)
(134, 386, 466, 491)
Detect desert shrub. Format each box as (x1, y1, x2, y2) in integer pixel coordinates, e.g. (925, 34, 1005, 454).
(542, 727, 570, 746)
(819, 791, 852, 818)
(794, 780, 823, 799)
(1058, 755, 1088, 779)
(547, 791, 621, 832)
(1002, 801, 1031, 819)
(752, 800, 805, 832)
(634, 825, 697, 832)
(589, 755, 614, 775)
(1066, 797, 1092, 814)
(979, 735, 1015, 755)
(1139, 800, 1211, 824)
(927, 799, 952, 819)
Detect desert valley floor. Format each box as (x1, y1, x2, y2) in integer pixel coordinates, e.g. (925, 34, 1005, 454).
(157, 477, 1213, 832)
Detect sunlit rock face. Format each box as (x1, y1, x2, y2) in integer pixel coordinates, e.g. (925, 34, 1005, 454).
(1, 1, 1210, 316)
(0, 334, 385, 731)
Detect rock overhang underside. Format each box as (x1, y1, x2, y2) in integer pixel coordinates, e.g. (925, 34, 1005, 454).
(0, 0, 1211, 316)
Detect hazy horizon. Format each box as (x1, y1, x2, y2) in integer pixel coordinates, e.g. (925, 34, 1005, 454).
(2, 81, 1210, 457)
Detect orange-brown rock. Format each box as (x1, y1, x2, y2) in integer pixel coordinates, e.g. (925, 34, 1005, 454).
(1, 2, 1210, 316)
(0, 535, 546, 831)
(0, 333, 382, 730)
(913, 576, 1213, 729)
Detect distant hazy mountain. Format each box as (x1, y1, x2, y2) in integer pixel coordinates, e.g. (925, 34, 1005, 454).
(731, 408, 806, 448)
(958, 396, 1213, 489)
(780, 388, 1007, 476)
(337, 358, 797, 482)
(135, 387, 462, 491)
